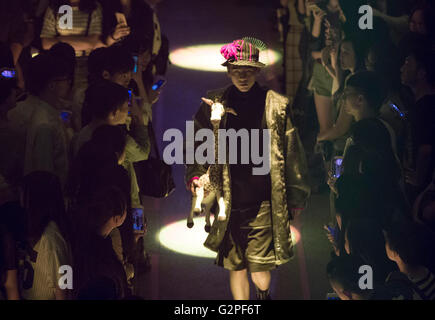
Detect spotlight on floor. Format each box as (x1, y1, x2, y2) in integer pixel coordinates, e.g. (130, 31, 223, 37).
(169, 44, 281, 72)
(158, 217, 216, 258)
(158, 217, 300, 258)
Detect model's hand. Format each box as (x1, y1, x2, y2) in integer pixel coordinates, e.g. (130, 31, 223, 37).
(201, 97, 214, 106)
(201, 98, 238, 116)
(189, 179, 201, 196)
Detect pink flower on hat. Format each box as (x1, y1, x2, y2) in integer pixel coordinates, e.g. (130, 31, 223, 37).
(220, 41, 242, 61)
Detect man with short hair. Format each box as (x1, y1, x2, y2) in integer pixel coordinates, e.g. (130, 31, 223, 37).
(8, 51, 74, 188)
(185, 38, 310, 300)
(342, 71, 389, 152)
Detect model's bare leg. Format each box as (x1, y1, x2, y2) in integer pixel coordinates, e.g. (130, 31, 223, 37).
(251, 271, 272, 300)
(314, 93, 334, 134)
(229, 269, 250, 300)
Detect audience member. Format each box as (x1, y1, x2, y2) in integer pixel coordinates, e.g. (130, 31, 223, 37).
(309, 0, 344, 136)
(69, 124, 135, 281)
(8, 51, 73, 188)
(384, 221, 435, 299)
(19, 171, 72, 300)
(72, 185, 130, 299)
(327, 254, 419, 300)
(400, 42, 435, 201)
(73, 80, 129, 156)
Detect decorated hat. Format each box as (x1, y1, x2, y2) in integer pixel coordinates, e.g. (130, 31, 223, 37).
(220, 37, 267, 68)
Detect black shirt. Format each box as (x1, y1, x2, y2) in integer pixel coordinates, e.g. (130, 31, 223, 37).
(225, 83, 271, 209)
(74, 232, 129, 300)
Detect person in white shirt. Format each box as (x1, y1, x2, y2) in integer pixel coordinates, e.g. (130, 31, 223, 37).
(8, 51, 74, 188)
(19, 171, 72, 300)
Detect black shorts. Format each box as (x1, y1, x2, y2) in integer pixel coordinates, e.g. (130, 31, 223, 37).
(216, 201, 277, 272)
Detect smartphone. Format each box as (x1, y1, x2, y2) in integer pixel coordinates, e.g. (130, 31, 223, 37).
(327, 225, 337, 238)
(60, 110, 72, 124)
(0, 68, 16, 79)
(389, 102, 405, 118)
(128, 88, 132, 107)
(115, 12, 127, 26)
(127, 88, 133, 116)
(152, 79, 166, 91)
(133, 55, 138, 73)
(332, 156, 344, 179)
(132, 208, 144, 233)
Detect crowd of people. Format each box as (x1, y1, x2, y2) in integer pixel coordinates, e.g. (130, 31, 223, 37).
(0, 0, 167, 300)
(278, 0, 435, 299)
(1, 0, 435, 301)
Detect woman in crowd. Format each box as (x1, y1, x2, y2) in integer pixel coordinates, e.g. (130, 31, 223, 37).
(316, 35, 368, 145)
(309, 0, 345, 136)
(19, 171, 72, 300)
(69, 124, 135, 283)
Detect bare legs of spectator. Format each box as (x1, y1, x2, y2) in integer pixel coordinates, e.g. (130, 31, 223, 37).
(314, 92, 334, 134)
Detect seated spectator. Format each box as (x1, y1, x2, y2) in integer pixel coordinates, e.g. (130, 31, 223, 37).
(327, 254, 419, 300)
(344, 218, 397, 283)
(7, 51, 74, 188)
(72, 185, 131, 300)
(400, 41, 435, 201)
(19, 171, 72, 300)
(384, 221, 435, 300)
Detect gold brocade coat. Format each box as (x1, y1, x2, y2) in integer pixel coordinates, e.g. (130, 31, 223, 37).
(185, 86, 310, 265)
